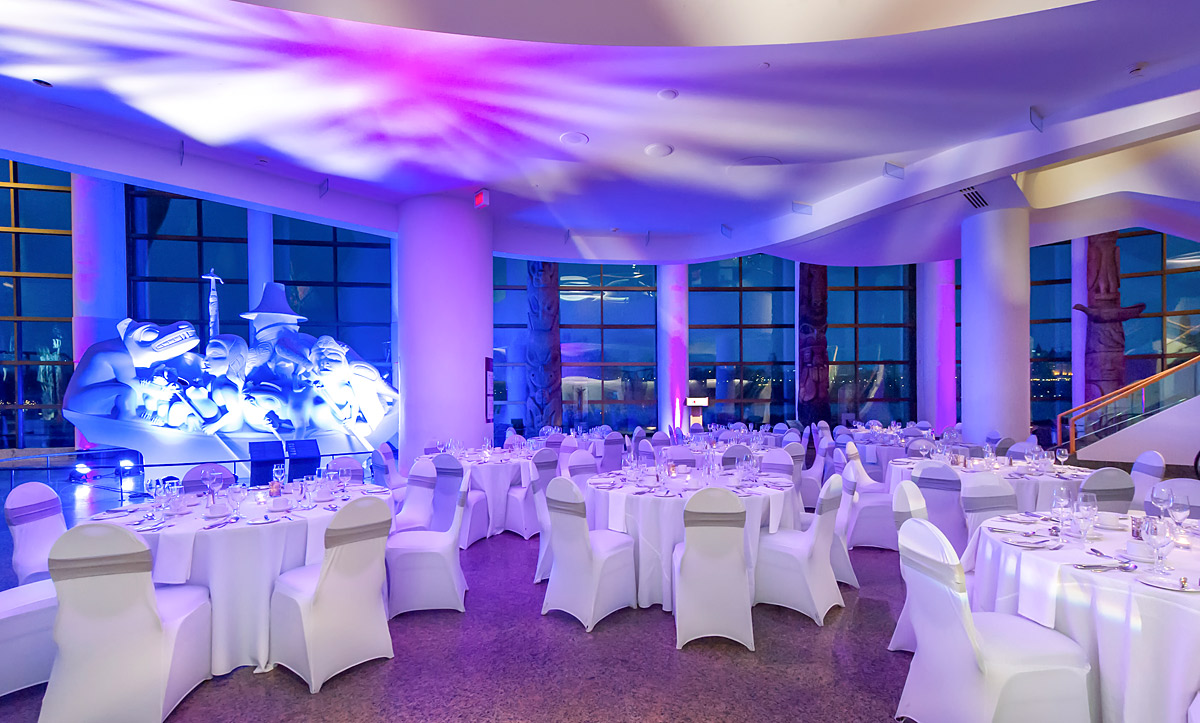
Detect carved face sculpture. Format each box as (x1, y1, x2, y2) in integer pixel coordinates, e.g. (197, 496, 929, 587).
(310, 336, 350, 377)
(117, 319, 199, 367)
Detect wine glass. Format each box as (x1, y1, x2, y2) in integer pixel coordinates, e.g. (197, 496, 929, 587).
(227, 483, 248, 516)
(1169, 497, 1191, 543)
(1143, 516, 1174, 576)
(272, 463, 286, 487)
(1150, 485, 1174, 519)
(1074, 492, 1098, 540)
(142, 477, 161, 521)
(206, 470, 224, 506)
(1055, 448, 1069, 468)
(1051, 483, 1073, 532)
(339, 467, 353, 494)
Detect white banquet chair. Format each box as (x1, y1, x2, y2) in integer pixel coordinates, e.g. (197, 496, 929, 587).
(599, 431, 624, 473)
(181, 462, 236, 495)
(651, 430, 670, 452)
(905, 437, 934, 457)
(959, 473, 1018, 540)
(504, 433, 526, 450)
(4, 481, 67, 585)
(718, 429, 737, 443)
(755, 475, 845, 625)
(40, 523, 211, 723)
(895, 518, 1092, 723)
(666, 445, 697, 467)
(843, 442, 886, 493)
(505, 447, 557, 540)
(993, 437, 1018, 457)
(887, 480, 927, 653)
(545, 432, 565, 453)
(1079, 467, 1135, 513)
(372, 442, 404, 507)
(672, 488, 754, 650)
(268, 496, 393, 694)
(527, 450, 561, 583)
(781, 428, 803, 447)
(1130, 450, 1166, 508)
(759, 447, 794, 481)
(558, 436, 580, 474)
(731, 422, 748, 432)
(386, 475, 471, 615)
(840, 447, 897, 551)
(721, 444, 751, 469)
(638, 438, 657, 465)
(541, 477, 636, 632)
(911, 461, 969, 555)
(690, 422, 704, 435)
(429, 454, 488, 550)
(798, 438, 832, 513)
(0, 578, 57, 697)
(326, 455, 365, 482)
(567, 448, 599, 489)
(393, 458, 438, 532)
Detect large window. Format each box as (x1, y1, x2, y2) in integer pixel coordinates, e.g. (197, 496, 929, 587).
(493, 257, 528, 438)
(1030, 241, 1073, 427)
(561, 263, 657, 431)
(827, 265, 916, 424)
(273, 218, 392, 372)
(1118, 228, 1200, 380)
(688, 255, 795, 425)
(0, 159, 73, 448)
(128, 187, 250, 339)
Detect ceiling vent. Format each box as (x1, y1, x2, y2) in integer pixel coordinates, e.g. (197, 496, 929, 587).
(959, 186, 988, 209)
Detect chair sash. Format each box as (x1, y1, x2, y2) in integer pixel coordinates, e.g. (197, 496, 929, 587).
(325, 519, 392, 548)
(1086, 487, 1133, 503)
(407, 474, 437, 489)
(816, 493, 840, 515)
(5, 497, 62, 526)
(1132, 460, 1165, 478)
(534, 459, 557, 473)
(433, 464, 464, 480)
(913, 469, 961, 492)
(684, 510, 746, 528)
(568, 464, 595, 476)
(961, 494, 1017, 514)
(49, 549, 153, 582)
(900, 549, 967, 593)
(547, 499, 586, 518)
(894, 509, 923, 531)
(760, 462, 793, 476)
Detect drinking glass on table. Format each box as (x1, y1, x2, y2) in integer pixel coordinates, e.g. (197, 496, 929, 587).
(272, 463, 286, 487)
(1074, 492, 1098, 540)
(205, 470, 224, 505)
(142, 477, 162, 521)
(1051, 483, 1073, 533)
(227, 482, 248, 515)
(339, 467, 353, 493)
(1055, 448, 1069, 467)
(1169, 497, 1191, 542)
(1143, 516, 1175, 576)
(1150, 484, 1175, 519)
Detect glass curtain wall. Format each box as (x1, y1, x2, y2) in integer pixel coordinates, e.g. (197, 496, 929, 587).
(0, 160, 73, 448)
(688, 255, 795, 425)
(560, 263, 657, 431)
(1030, 241, 1073, 428)
(1118, 228, 1200, 379)
(492, 257, 528, 438)
(827, 264, 916, 423)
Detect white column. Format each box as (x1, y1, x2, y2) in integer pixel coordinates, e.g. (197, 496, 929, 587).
(395, 196, 493, 466)
(246, 209, 273, 316)
(656, 264, 688, 432)
(916, 259, 957, 432)
(71, 174, 127, 448)
(1070, 237, 1088, 414)
(961, 208, 1031, 444)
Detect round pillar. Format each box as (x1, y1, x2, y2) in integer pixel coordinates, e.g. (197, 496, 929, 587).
(246, 209, 274, 320)
(656, 264, 688, 432)
(394, 196, 493, 466)
(960, 208, 1031, 444)
(916, 259, 957, 433)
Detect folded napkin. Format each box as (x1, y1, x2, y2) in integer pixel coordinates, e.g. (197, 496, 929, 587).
(146, 525, 198, 585)
(607, 490, 628, 533)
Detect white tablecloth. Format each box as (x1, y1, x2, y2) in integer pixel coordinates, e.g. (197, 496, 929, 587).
(129, 486, 391, 675)
(463, 455, 537, 536)
(585, 472, 794, 611)
(858, 443, 907, 474)
(885, 459, 1092, 511)
(963, 519, 1200, 722)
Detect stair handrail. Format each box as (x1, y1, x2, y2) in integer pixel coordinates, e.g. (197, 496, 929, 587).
(1059, 354, 1200, 454)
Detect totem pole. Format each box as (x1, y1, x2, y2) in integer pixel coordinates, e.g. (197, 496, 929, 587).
(796, 263, 831, 425)
(525, 261, 562, 432)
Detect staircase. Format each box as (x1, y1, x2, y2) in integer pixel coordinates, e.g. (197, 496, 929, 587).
(1057, 355, 1200, 468)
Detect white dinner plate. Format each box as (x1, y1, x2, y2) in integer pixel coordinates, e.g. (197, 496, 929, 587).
(1137, 575, 1200, 593)
(91, 509, 132, 520)
(247, 517, 280, 525)
(1003, 537, 1057, 549)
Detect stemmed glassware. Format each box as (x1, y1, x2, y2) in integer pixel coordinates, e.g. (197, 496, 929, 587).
(1055, 447, 1069, 468)
(272, 463, 286, 487)
(143, 477, 163, 521)
(1169, 497, 1191, 546)
(206, 470, 224, 506)
(1051, 483, 1073, 533)
(1074, 492, 1098, 540)
(227, 482, 248, 516)
(1143, 516, 1175, 577)
(1150, 485, 1174, 519)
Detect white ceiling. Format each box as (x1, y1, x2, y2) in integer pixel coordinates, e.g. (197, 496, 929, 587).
(1, 0, 1199, 255)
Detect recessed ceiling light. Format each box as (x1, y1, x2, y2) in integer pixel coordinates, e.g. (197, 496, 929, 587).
(657, 89, 679, 101)
(1128, 62, 1148, 78)
(256, 157, 269, 165)
(759, 62, 771, 70)
(32, 79, 52, 87)
(559, 131, 589, 145)
(644, 143, 674, 157)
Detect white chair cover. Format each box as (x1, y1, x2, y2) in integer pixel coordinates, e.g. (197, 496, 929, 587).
(268, 496, 393, 693)
(371, 442, 403, 504)
(901, 427, 924, 438)
(541, 477, 636, 632)
(503, 434, 526, 450)
(905, 438, 934, 457)
(959, 473, 1017, 539)
(984, 430, 1002, 447)
(326, 456, 365, 482)
(40, 523, 211, 723)
(781, 429, 802, 446)
(567, 449, 599, 491)
(1130, 450, 1166, 508)
(910, 461, 968, 554)
(393, 458, 437, 532)
(599, 431, 624, 473)
(798, 438, 831, 512)
(1079, 467, 1135, 513)
(672, 488, 754, 650)
(4, 481, 66, 585)
(1143, 478, 1200, 517)
(631, 428, 647, 455)
(731, 422, 748, 432)
(545, 433, 565, 452)
(666, 446, 697, 466)
(637, 438, 657, 464)
(916, 420, 932, 431)
(843, 442, 885, 493)
(887, 480, 927, 653)
(526, 449, 560, 583)
(840, 445, 897, 551)
(773, 423, 789, 434)
(895, 518, 1092, 723)
(505, 447, 556, 541)
(651, 431, 670, 449)
(755, 475, 845, 625)
(181, 462, 236, 494)
(833, 425, 849, 438)
(689, 422, 704, 434)
(721, 444, 751, 469)
(423, 440, 441, 455)
(759, 448, 794, 479)
(386, 475, 470, 615)
(432, 453, 488, 550)
(718, 430, 737, 443)
(0, 578, 57, 697)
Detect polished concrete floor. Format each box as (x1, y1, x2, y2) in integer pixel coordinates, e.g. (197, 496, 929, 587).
(0, 475, 911, 723)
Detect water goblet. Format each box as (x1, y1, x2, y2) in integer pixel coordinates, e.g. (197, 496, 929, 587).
(227, 483, 248, 515)
(1051, 483, 1073, 533)
(1169, 498, 1191, 545)
(1150, 484, 1174, 519)
(1143, 516, 1175, 576)
(206, 470, 224, 506)
(1055, 448, 1069, 467)
(1074, 492, 1098, 540)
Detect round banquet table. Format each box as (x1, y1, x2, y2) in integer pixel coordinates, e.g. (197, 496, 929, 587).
(855, 442, 908, 476)
(963, 517, 1200, 722)
(584, 471, 794, 611)
(420, 452, 537, 536)
(103, 485, 393, 676)
(885, 458, 1092, 511)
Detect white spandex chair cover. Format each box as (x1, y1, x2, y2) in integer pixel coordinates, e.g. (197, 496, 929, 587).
(911, 461, 969, 555)
(638, 438, 657, 464)
(666, 446, 697, 466)
(503, 434, 526, 450)
(267, 496, 393, 693)
(651, 431, 670, 450)
(4, 481, 66, 585)
(386, 475, 470, 615)
(567, 449, 599, 491)
(40, 523, 211, 723)
(545, 433, 565, 453)
(840, 445, 897, 551)
(916, 420, 932, 431)
(423, 440, 441, 455)
(731, 422, 748, 432)
(1079, 467, 1136, 513)
(599, 431, 624, 473)
(984, 430, 1002, 447)
(895, 518, 1092, 723)
(759, 447, 794, 479)
(781, 429, 802, 446)
(833, 425, 849, 438)
(0, 578, 56, 697)
(843, 442, 885, 493)
(372, 442, 404, 506)
(902, 427, 925, 439)
(1130, 450, 1166, 508)
(526, 449, 561, 583)
(755, 476, 845, 625)
(181, 462, 236, 495)
(428, 454, 488, 550)
(993, 437, 1017, 457)
(631, 427, 647, 454)
(506, 447, 557, 541)
(721, 444, 751, 469)
(1143, 477, 1200, 517)
(798, 438, 831, 512)
(906, 438, 934, 457)
(959, 473, 1018, 539)
(671, 488, 755, 650)
(325, 456, 365, 482)
(541, 477, 636, 632)
(888, 480, 928, 653)
(393, 458, 438, 532)
(718, 430, 737, 443)
(773, 423, 788, 434)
